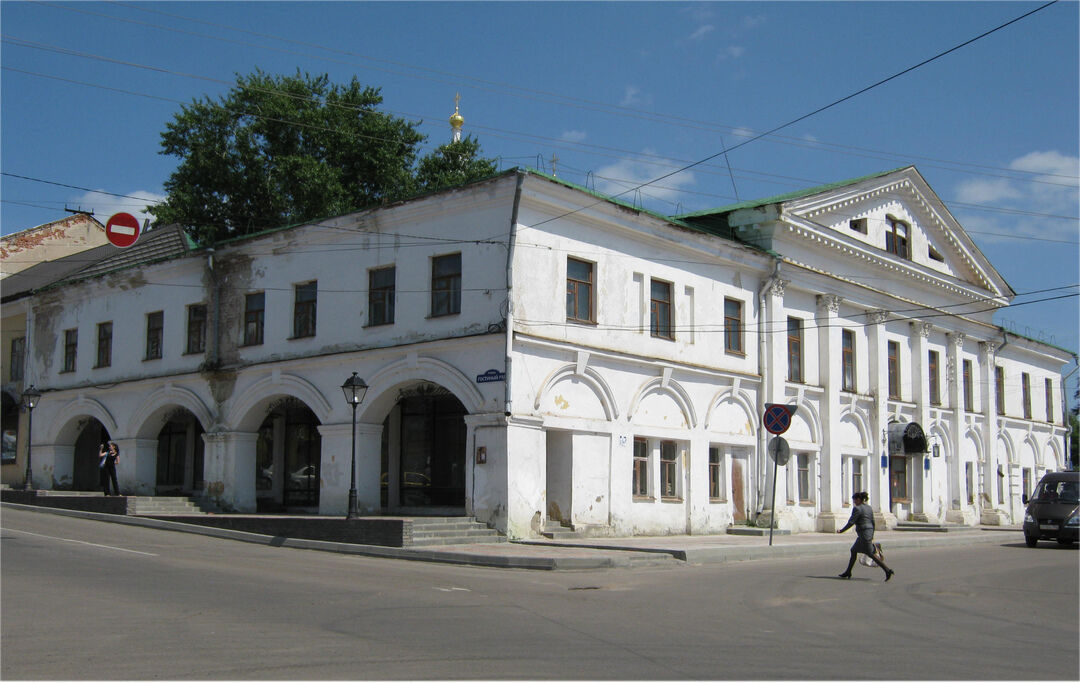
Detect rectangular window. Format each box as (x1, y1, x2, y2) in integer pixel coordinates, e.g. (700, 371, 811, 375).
(431, 253, 461, 317)
(244, 292, 265, 346)
(63, 328, 77, 373)
(928, 350, 940, 405)
(849, 218, 868, 234)
(787, 317, 803, 383)
(293, 281, 317, 338)
(1045, 378, 1054, 423)
(145, 311, 163, 360)
(660, 440, 679, 499)
(965, 462, 974, 505)
(650, 279, 673, 340)
(1022, 372, 1031, 420)
(851, 458, 864, 498)
(368, 267, 396, 326)
(95, 322, 112, 368)
(632, 438, 649, 498)
(885, 216, 910, 259)
(1022, 467, 1032, 501)
(887, 340, 900, 400)
(963, 359, 973, 412)
(708, 446, 723, 500)
(841, 329, 855, 392)
(797, 453, 811, 502)
(995, 366, 1006, 415)
(9, 336, 25, 382)
(566, 257, 595, 323)
(724, 298, 744, 355)
(186, 304, 207, 354)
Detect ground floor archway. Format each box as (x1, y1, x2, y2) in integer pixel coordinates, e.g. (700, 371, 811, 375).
(380, 384, 466, 514)
(254, 398, 322, 512)
(72, 418, 110, 491)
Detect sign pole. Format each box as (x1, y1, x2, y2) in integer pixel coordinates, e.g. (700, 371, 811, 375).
(769, 450, 778, 547)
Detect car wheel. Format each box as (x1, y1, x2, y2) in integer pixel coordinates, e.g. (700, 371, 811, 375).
(1056, 538, 1073, 546)
(1024, 534, 1039, 547)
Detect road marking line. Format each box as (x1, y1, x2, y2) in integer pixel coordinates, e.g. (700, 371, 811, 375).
(1, 527, 159, 556)
(433, 586, 471, 592)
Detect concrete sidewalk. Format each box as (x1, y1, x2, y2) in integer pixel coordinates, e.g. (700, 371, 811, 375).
(2, 501, 1024, 571)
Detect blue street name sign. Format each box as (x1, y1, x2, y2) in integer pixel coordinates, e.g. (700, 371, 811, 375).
(476, 369, 506, 384)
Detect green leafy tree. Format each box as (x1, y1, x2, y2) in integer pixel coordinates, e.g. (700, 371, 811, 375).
(150, 70, 495, 244)
(414, 136, 498, 194)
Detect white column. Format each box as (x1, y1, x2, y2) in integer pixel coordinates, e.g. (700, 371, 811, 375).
(115, 438, 158, 496)
(201, 431, 259, 512)
(866, 309, 894, 527)
(945, 333, 966, 522)
(28, 443, 74, 490)
(761, 280, 792, 527)
(502, 415, 545, 539)
(816, 294, 843, 530)
(979, 341, 1003, 524)
(317, 421, 382, 516)
(909, 322, 932, 521)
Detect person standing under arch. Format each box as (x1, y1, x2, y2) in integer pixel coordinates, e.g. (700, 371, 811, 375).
(98, 441, 120, 496)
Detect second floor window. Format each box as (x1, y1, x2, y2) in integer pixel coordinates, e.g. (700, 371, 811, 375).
(95, 322, 113, 368)
(1045, 378, 1055, 423)
(995, 366, 1006, 415)
(145, 311, 163, 360)
(841, 329, 855, 392)
(1022, 372, 1031, 419)
(244, 292, 265, 346)
(293, 281, 317, 338)
(787, 317, 803, 383)
(9, 336, 25, 382)
(928, 350, 940, 405)
(368, 266, 395, 326)
(431, 253, 461, 317)
(963, 359, 973, 411)
(186, 304, 207, 354)
(650, 279, 673, 340)
(724, 298, 744, 354)
(887, 340, 900, 400)
(63, 328, 78, 373)
(566, 257, 594, 323)
(885, 216, 910, 259)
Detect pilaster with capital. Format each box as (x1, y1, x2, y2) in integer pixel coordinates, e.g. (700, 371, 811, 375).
(944, 332, 966, 514)
(816, 294, 844, 526)
(978, 341, 999, 516)
(908, 322, 932, 521)
(865, 310, 890, 511)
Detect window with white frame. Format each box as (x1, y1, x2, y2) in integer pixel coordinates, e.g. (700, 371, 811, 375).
(708, 446, 726, 501)
(660, 440, 680, 499)
(632, 438, 649, 498)
(796, 453, 814, 503)
(843, 455, 865, 504)
(965, 461, 974, 505)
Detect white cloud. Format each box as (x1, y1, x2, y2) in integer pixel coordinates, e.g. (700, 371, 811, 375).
(594, 152, 696, 210)
(716, 45, 745, 61)
(688, 24, 715, 41)
(560, 130, 587, 144)
(74, 189, 164, 228)
(953, 150, 1079, 242)
(620, 85, 646, 107)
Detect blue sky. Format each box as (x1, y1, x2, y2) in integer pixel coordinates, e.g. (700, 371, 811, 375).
(2, 1, 1077, 394)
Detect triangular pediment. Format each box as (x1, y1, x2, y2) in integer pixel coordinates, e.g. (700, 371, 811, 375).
(774, 167, 1012, 300)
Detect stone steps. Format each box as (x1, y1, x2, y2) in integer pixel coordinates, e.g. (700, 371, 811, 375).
(128, 496, 218, 516)
(408, 517, 506, 546)
(894, 521, 978, 533)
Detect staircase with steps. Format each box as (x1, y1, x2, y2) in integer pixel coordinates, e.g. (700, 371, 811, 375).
(540, 520, 583, 540)
(127, 496, 221, 516)
(894, 520, 978, 532)
(408, 517, 506, 546)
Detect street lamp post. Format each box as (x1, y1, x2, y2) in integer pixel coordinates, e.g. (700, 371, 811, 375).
(340, 372, 369, 520)
(21, 385, 41, 491)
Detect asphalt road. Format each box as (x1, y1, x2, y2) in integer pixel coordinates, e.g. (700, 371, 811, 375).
(2, 506, 1077, 680)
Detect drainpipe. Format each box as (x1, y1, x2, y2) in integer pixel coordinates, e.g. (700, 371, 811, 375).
(755, 258, 782, 514)
(207, 247, 220, 369)
(504, 172, 524, 417)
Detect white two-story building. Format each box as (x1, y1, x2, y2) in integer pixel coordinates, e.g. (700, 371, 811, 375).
(7, 166, 1073, 537)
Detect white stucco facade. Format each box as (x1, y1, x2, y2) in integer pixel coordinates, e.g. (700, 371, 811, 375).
(11, 168, 1074, 538)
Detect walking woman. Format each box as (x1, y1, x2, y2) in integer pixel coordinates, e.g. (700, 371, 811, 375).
(98, 441, 120, 496)
(837, 491, 894, 581)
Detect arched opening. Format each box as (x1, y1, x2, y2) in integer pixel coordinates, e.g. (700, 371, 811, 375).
(1, 392, 17, 466)
(255, 398, 322, 512)
(72, 418, 111, 491)
(155, 408, 206, 496)
(380, 383, 466, 513)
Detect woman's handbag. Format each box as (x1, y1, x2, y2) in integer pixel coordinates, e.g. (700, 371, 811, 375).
(858, 542, 884, 566)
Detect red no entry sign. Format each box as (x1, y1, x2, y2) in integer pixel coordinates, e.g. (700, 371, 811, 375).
(762, 403, 796, 435)
(105, 212, 141, 248)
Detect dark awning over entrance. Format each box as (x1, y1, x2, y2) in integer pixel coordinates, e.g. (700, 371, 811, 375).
(887, 422, 928, 454)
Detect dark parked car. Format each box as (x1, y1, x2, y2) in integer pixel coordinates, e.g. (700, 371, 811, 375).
(1022, 471, 1079, 547)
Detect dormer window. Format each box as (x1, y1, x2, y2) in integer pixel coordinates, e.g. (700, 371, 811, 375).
(885, 215, 910, 259)
(849, 218, 868, 234)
